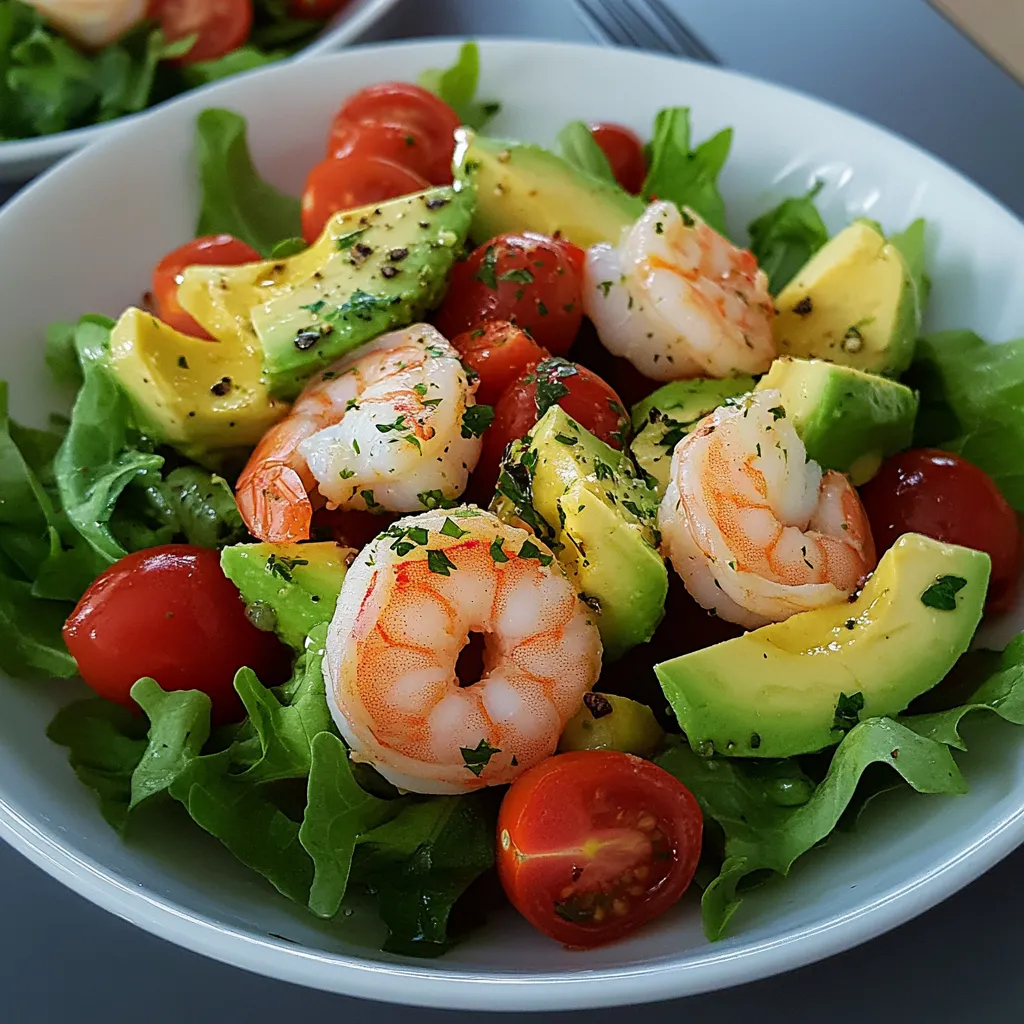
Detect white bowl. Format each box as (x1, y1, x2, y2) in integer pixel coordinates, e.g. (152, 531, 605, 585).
(1, 38, 1023, 1012)
(0, 0, 401, 183)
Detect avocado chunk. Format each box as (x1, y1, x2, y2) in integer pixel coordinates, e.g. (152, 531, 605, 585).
(756, 357, 918, 484)
(559, 693, 665, 757)
(178, 181, 474, 400)
(629, 377, 756, 496)
(107, 307, 286, 463)
(655, 534, 991, 759)
(463, 131, 643, 248)
(774, 220, 920, 376)
(220, 541, 354, 649)
(492, 405, 667, 661)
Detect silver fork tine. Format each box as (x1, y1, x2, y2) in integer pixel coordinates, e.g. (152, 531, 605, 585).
(642, 0, 721, 64)
(573, 0, 719, 64)
(573, 0, 649, 49)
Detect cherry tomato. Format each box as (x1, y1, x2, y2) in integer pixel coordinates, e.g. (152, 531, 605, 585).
(153, 0, 253, 64)
(569, 319, 660, 409)
(434, 234, 585, 354)
(859, 449, 1022, 614)
(63, 546, 291, 724)
(288, 0, 350, 16)
(336, 83, 461, 184)
(326, 118, 434, 180)
(312, 507, 397, 550)
(450, 321, 548, 407)
(589, 122, 647, 194)
(473, 358, 630, 498)
(152, 234, 261, 339)
(498, 750, 702, 948)
(301, 156, 430, 243)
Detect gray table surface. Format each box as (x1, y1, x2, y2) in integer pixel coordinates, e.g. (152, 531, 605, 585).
(3, 1, 1024, 1020)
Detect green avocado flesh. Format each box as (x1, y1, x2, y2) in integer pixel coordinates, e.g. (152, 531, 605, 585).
(558, 693, 665, 757)
(629, 377, 756, 497)
(463, 131, 643, 248)
(178, 181, 475, 400)
(491, 405, 667, 661)
(655, 534, 990, 759)
(220, 542, 354, 649)
(757, 357, 918, 484)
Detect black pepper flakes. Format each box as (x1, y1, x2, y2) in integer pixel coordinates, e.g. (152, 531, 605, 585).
(210, 377, 232, 396)
(425, 197, 450, 210)
(583, 692, 614, 719)
(381, 265, 400, 279)
(294, 330, 320, 351)
(793, 296, 813, 316)
(388, 247, 409, 262)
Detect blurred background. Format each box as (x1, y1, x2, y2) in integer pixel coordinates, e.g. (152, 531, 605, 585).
(2, 0, 1022, 1020)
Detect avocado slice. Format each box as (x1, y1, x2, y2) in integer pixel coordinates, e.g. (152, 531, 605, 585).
(220, 541, 355, 649)
(492, 405, 667, 661)
(655, 534, 991, 759)
(107, 307, 286, 464)
(757, 357, 918, 484)
(178, 180, 475, 400)
(558, 693, 665, 757)
(629, 377, 756, 496)
(774, 220, 921, 376)
(463, 131, 643, 248)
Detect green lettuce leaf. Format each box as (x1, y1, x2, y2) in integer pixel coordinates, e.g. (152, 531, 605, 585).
(904, 330, 1024, 509)
(44, 321, 83, 388)
(47, 699, 149, 830)
(642, 107, 732, 236)
(888, 217, 931, 315)
(194, 108, 303, 256)
(353, 792, 496, 955)
(557, 121, 616, 183)
(183, 45, 288, 87)
(162, 466, 246, 549)
(747, 183, 828, 294)
(299, 731, 403, 918)
(418, 41, 500, 131)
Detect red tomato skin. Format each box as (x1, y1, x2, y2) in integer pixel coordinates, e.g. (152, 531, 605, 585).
(433, 234, 585, 355)
(589, 122, 647, 194)
(336, 83, 461, 184)
(450, 321, 548, 407)
(860, 449, 1022, 613)
(325, 118, 434, 180)
(288, 0, 349, 16)
(498, 751, 703, 948)
(63, 546, 290, 724)
(152, 234, 260, 339)
(153, 0, 253, 64)
(301, 156, 430, 243)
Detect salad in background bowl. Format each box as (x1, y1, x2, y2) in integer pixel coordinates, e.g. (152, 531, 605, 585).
(1, 38, 1023, 1010)
(0, 0, 400, 181)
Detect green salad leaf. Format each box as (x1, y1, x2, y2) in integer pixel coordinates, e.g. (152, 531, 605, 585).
(194, 108, 303, 255)
(558, 121, 616, 183)
(888, 217, 931, 313)
(162, 467, 247, 549)
(642, 107, 732, 236)
(904, 330, 1024, 510)
(418, 41, 501, 131)
(183, 45, 288, 88)
(659, 632, 1024, 940)
(747, 183, 829, 294)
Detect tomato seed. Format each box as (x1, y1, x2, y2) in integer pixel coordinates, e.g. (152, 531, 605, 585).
(612, 899, 629, 917)
(593, 906, 606, 922)
(628, 885, 645, 897)
(637, 812, 656, 830)
(560, 885, 575, 899)
(635, 865, 649, 881)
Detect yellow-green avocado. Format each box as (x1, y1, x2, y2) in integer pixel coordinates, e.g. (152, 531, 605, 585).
(757, 357, 918, 484)
(559, 693, 665, 757)
(492, 405, 667, 661)
(463, 130, 643, 247)
(655, 534, 990, 759)
(220, 541, 355, 649)
(178, 178, 475, 400)
(774, 220, 921, 376)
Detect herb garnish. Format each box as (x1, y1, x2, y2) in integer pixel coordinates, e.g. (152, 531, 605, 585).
(518, 540, 553, 566)
(266, 554, 309, 583)
(921, 575, 968, 611)
(440, 517, 468, 539)
(460, 739, 501, 776)
(832, 691, 865, 733)
(475, 245, 498, 289)
(427, 549, 458, 576)
(461, 404, 495, 438)
(490, 537, 509, 563)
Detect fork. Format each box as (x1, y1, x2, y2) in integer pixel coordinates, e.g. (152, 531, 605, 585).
(572, 0, 721, 64)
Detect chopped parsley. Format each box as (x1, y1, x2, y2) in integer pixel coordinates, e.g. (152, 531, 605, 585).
(460, 738, 501, 776)
(518, 539, 553, 566)
(475, 245, 498, 289)
(265, 554, 309, 583)
(536, 299, 549, 316)
(339, 468, 355, 479)
(336, 229, 368, 251)
(376, 414, 409, 434)
(554, 433, 578, 446)
(832, 691, 865, 733)
(768, 406, 786, 420)
(499, 267, 534, 284)
(361, 489, 381, 510)
(490, 537, 509, 563)
(531, 357, 578, 417)
(300, 299, 326, 315)
(427, 549, 458, 576)
(597, 280, 613, 298)
(921, 575, 968, 611)
(418, 490, 456, 510)
(176, 355, 189, 369)
(440, 517, 468, 539)
(461, 404, 495, 438)
(593, 460, 614, 481)
(413, 382, 428, 397)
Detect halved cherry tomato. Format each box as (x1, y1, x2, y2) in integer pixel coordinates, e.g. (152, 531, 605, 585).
(326, 118, 434, 180)
(336, 83, 461, 184)
(590, 122, 647, 194)
(63, 546, 291, 724)
(498, 750, 702, 948)
(152, 0, 253, 64)
(312, 507, 397, 550)
(288, 0, 350, 16)
(301, 156, 430, 243)
(433, 234, 585, 354)
(450, 321, 548, 407)
(860, 449, 1023, 614)
(472, 358, 629, 498)
(152, 234, 260, 339)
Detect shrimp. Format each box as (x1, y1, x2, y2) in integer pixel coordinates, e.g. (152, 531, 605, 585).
(658, 389, 876, 629)
(325, 507, 603, 794)
(236, 325, 482, 543)
(583, 201, 776, 381)
(25, 1, 145, 48)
